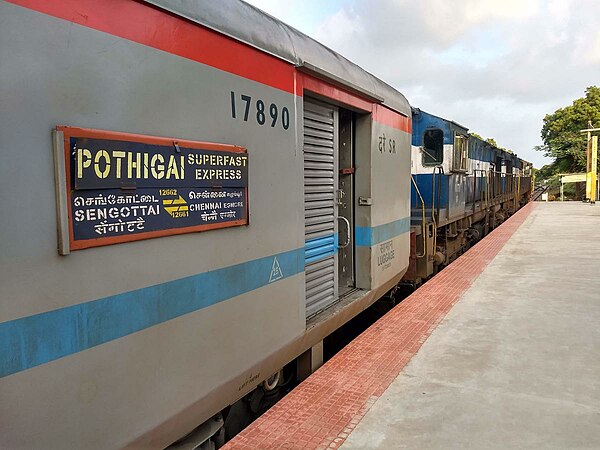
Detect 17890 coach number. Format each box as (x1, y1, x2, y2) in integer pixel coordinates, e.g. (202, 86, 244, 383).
(230, 91, 290, 130)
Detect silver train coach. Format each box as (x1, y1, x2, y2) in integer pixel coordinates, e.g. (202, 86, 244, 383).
(0, 0, 413, 448)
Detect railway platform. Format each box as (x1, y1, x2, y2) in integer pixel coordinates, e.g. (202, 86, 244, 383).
(224, 202, 600, 449)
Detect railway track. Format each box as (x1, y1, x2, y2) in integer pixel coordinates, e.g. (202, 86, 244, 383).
(531, 185, 549, 201)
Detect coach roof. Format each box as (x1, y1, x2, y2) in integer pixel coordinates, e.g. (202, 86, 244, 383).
(145, 0, 411, 116)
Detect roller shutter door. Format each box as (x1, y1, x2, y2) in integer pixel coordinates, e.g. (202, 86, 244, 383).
(303, 100, 338, 318)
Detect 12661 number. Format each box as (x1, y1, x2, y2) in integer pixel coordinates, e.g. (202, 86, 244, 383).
(230, 91, 290, 130)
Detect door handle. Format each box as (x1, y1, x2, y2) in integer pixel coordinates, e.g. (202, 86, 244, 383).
(337, 216, 351, 249)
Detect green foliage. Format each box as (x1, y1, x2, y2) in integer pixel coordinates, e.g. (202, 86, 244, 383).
(536, 163, 556, 180)
(485, 137, 498, 147)
(538, 86, 600, 174)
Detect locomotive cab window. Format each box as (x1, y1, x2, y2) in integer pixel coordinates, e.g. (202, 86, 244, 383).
(422, 129, 443, 166)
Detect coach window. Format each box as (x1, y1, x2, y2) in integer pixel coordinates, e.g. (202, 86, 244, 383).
(422, 128, 443, 166)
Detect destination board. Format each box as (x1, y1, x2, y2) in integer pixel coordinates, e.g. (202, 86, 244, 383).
(56, 126, 248, 251)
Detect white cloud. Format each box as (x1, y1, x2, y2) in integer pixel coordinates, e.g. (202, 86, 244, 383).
(242, 0, 348, 35)
(245, 0, 600, 167)
(548, 0, 572, 23)
(419, 0, 539, 42)
(591, 31, 600, 64)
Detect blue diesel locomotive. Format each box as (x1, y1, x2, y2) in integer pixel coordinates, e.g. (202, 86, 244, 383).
(403, 108, 532, 285)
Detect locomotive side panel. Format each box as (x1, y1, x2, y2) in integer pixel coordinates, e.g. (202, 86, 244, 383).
(407, 107, 533, 283)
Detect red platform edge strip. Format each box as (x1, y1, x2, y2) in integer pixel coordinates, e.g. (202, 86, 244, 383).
(8, 0, 411, 134)
(224, 202, 536, 450)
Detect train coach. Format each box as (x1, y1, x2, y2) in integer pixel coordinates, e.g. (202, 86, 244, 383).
(402, 109, 532, 285)
(0, 0, 413, 448)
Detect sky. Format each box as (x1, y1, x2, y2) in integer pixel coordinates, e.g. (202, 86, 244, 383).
(245, 0, 600, 168)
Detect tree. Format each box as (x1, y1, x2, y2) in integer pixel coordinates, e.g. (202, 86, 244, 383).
(485, 137, 498, 147)
(537, 86, 600, 176)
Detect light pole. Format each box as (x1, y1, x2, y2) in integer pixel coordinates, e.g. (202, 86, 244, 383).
(580, 123, 600, 204)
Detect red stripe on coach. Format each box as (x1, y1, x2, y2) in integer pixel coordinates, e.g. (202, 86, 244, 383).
(373, 104, 412, 134)
(300, 74, 411, 133)
(300, 73, 374, 112)
(7, 0, 296, 94)
(9, 0, 412, 133)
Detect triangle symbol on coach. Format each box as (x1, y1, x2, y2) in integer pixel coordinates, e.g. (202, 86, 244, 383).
(269, 257, 284, 283)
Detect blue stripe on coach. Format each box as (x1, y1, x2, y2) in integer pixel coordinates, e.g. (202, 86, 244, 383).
(0, 248, 303, 379)
(355, 217, 410, 247)
(304, 234, 338, 264)
(1, 218, 410, 379)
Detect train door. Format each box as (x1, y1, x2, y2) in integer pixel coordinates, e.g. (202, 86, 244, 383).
(304, 100, 339, 318)
(303, 100, 356, 319)
(337, 109, 355, 296)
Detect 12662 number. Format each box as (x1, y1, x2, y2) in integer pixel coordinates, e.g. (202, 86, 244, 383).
(230, 91, 290, 130)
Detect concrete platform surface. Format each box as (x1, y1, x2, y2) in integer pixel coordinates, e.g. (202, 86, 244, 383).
(342, 202, 600, 449)
(225, 203, 600, 450)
